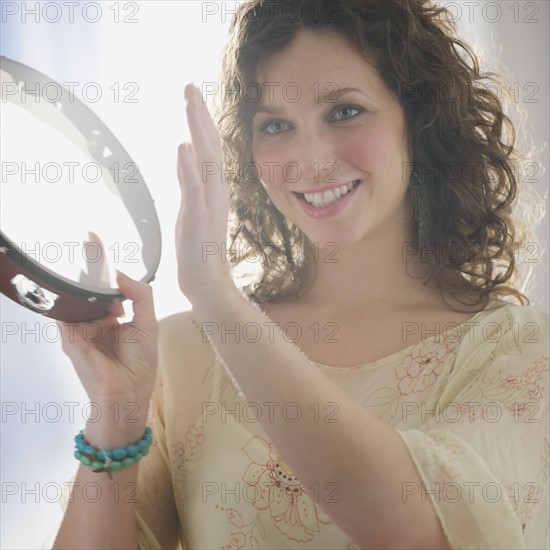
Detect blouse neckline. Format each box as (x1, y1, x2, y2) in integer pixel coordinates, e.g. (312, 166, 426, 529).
(308, 297, 509, 372)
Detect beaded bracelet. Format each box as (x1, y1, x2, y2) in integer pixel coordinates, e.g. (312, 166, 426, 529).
(74, 427, 152, 478)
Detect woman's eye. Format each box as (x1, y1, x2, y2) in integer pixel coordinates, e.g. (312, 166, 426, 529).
(262, 120, 290, 135)
(331, 105, 362, 121)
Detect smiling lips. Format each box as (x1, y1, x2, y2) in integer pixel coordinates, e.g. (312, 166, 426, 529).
(301, 180, 361, 207)
(294, 179, 362, 219)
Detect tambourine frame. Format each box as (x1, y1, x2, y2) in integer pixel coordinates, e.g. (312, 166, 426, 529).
(0, 56, 161, 322)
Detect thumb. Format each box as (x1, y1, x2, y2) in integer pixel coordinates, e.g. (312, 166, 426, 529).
(116, 270, 156, 329)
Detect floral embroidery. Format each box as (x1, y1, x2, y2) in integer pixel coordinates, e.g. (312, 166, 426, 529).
(500, 355, 548, 403)
(240, 435, 331, 543)
(185, 425, 205, 448)
(507, 482, 544, 522)
(220, 508, 262, 549)
(170, 425, 206, 505)
(395, 339, 456, 396)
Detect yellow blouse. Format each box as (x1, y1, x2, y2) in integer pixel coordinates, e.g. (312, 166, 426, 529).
(50, 298, 550, 549)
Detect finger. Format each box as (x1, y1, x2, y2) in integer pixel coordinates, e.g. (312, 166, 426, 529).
(187, 84, 222, 150)
(88, 231, 111, 284)
(108, 299, 125, 319)
(56, 315, 118, 358)
(185, 84, 218, 165)
(177, 142, 203, 197)
(77, 231, 112, 289)
(116, 270, 156, 330)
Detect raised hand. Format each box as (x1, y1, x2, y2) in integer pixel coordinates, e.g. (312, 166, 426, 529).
(57, 271, 158, 433)
(176, 83, 232, 303)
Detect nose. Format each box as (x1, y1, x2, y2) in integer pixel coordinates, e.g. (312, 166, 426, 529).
(289, 128, 339, 187)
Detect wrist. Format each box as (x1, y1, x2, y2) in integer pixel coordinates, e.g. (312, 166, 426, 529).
(83, 398, 150, 449)
(76, 426, 152, 474)
(84, 420, 149, 449)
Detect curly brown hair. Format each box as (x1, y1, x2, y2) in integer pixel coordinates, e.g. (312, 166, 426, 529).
(213, 0, 540, 308)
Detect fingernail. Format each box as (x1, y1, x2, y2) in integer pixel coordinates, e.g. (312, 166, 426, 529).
(116, 269, 130, 281)
(184, 83, 194, 101)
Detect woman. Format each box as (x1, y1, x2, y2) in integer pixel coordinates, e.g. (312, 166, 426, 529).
(52, 1, 549, 548)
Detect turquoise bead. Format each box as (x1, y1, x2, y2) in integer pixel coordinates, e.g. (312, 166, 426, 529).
(134, 452, 144, 461)
(84, 445, 96, 456)
(137, 440, 149, 452)
(112, 447, 128, 460)
(109, 460, 123, 471)
(74, 450, 82, 460)
(97, 449, 112, 460)
(80, 455, 92, 466)
(91, 460, 104, 469)
(121, 456, 135, 468)
(127, 444, 140, 457)
(76, 439, 86, 452)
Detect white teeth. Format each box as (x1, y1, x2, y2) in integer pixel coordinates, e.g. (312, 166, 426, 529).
(304, 180, 359, 207)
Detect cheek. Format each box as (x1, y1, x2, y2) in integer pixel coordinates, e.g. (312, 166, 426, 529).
(338, 123, 407, 173)
(252, 142, 286, 190)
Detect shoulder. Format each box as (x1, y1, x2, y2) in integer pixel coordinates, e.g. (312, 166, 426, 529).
(463, 298, 549, 350)
(157, 309, 220, 385)
(453, 298, 549, 387)
(159, 311, 216, 353)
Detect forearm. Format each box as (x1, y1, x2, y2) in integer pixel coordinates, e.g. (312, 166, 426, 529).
(192, 284, 449, 549)
(53, 462, 140, 550)
(53, 403, 149, 550)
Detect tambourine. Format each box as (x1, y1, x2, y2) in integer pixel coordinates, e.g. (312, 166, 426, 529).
(0, 57, 161, 322)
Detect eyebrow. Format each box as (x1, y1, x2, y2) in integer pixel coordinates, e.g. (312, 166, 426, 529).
(254, 86, 374, 115)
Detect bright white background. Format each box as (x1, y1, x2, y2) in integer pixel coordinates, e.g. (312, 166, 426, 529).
(0, 1, 548, 548)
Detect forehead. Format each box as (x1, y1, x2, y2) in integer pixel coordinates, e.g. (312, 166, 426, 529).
(254, 28, 386, 101)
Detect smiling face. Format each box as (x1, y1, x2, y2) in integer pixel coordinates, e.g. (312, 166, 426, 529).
(251, 28, 414, 250)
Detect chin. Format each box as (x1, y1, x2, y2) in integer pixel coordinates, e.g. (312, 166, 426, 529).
(302, 229, 365, 254)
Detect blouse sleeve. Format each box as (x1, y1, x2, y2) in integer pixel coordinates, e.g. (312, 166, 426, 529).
(134, 357, 183, 549)
(397, 304, 549, 550)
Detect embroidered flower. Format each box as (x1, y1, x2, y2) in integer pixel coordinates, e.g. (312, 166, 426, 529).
(230, 532, 246, 548)
(395, 340, 453, 396)
(241, 435, 329, 543)
(507, 483, 544, 521)
(500, 355, 549, 415)
(221, 529, 260, 550)
(226, 508, 244, 528)
(171, 441, 185, 459)
(185, 425, 205, 448)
